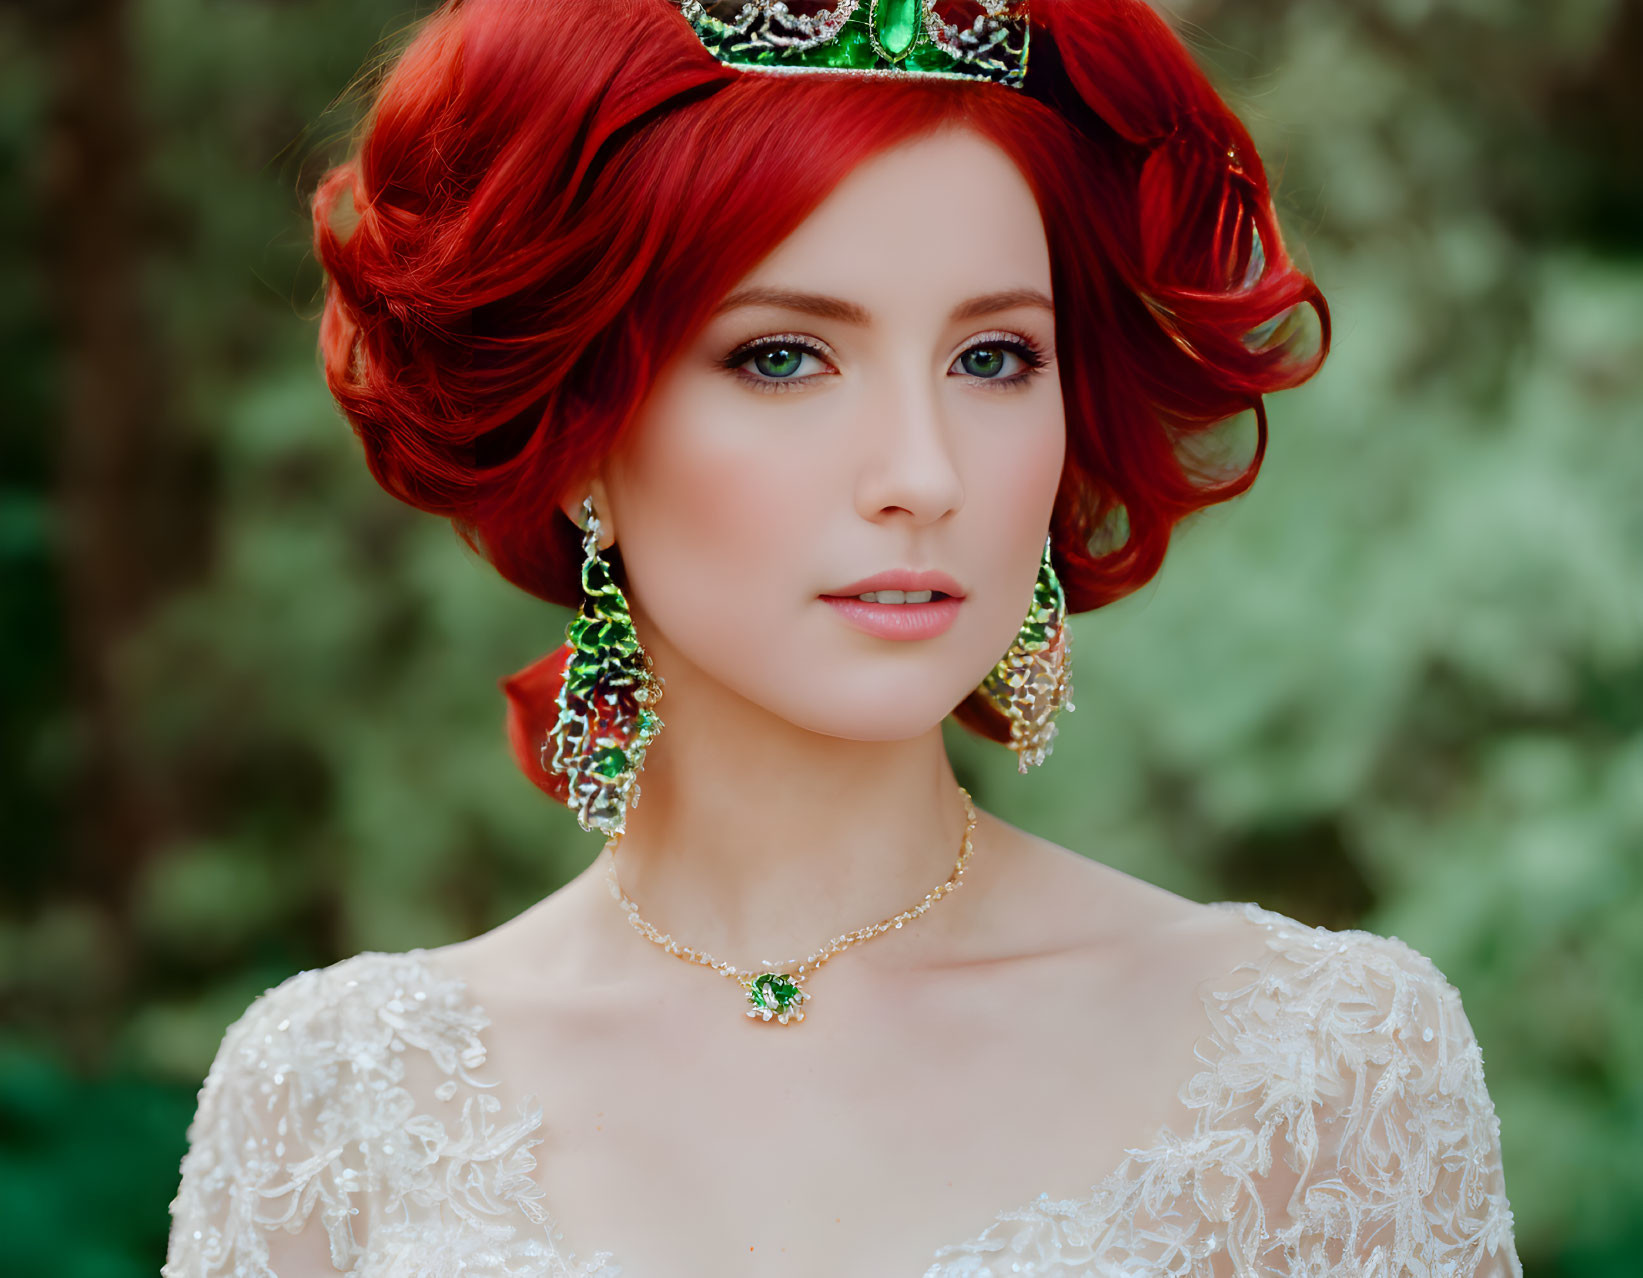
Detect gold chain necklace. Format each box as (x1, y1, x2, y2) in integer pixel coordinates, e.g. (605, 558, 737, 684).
(602, 785, 978, 1025)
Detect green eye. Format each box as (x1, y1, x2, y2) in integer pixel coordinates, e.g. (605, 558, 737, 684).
(960, 346, 1006, 378)
(953, 336, 1050, 387)
(722, 335, 834, 393)
(753, 345, 806, 379)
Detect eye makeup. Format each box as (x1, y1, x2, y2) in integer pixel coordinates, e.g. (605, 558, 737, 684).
(718, 330, 1053, 395)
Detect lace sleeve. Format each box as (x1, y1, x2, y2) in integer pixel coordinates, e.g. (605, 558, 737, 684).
(162, 965, 374, 1277)
(1273, 931, 1523, 1277)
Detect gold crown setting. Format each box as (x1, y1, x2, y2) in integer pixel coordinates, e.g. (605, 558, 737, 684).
(677, 1, 1030, 90)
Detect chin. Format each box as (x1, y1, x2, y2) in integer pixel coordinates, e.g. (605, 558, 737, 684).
(759, 692, 963, 744)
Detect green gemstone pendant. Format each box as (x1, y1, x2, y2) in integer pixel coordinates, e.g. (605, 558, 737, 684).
(744, 971, 808, 1025)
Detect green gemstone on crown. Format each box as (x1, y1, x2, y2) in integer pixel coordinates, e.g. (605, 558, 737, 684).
(872, 0, 918, 59)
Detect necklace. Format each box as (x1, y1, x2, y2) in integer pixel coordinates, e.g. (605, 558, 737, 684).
(602, 785, 978, 1025)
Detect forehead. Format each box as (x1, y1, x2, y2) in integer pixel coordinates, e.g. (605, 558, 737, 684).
(719, 127, 1052, 321)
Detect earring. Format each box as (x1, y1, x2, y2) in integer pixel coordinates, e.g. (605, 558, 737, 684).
(977, 534, 1075, 772)
(542, 495, 666, 835)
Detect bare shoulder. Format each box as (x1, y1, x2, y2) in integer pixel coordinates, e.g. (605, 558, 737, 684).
(422, 875, 591, 1008)
(976, 811, 1271, 983)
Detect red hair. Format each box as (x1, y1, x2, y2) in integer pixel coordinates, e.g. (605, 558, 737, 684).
(311, 0, 1329, 796)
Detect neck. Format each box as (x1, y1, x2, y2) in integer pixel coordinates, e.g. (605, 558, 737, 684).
(581, 634, 982, 978)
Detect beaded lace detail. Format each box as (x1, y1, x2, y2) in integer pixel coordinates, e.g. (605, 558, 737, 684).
(163, 901, 1522, 1277)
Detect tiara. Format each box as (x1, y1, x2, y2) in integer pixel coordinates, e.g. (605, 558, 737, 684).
(677, 1, 1030, 90)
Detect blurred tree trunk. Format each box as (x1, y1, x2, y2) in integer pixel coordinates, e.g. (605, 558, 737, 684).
(31, 0, 207, 927)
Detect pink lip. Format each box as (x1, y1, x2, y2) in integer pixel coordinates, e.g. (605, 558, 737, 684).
(822, 569, 968, 599)
(820, 595, 962, 641)
(818, 569, 966, 642)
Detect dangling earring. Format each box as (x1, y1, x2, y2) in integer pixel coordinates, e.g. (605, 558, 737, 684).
(977, 534, 1075, 772)
(543, 495, 666, 835)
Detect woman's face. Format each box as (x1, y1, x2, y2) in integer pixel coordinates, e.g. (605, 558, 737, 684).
(570, 125, 1065, 743)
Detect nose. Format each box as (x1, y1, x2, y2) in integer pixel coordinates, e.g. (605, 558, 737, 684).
(853, 373, 965, 526)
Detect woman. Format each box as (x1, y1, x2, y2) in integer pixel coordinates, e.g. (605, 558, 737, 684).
(164, 1, 1522, 1274)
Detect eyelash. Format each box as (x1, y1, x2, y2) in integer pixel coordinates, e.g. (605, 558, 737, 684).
(720, 331, 1052, 395)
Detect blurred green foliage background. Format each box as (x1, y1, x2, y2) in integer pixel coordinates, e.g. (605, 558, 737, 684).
(3, 0, 1640, 1272)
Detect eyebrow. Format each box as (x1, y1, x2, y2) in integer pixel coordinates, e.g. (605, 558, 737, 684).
(711, 286, 1055, 325)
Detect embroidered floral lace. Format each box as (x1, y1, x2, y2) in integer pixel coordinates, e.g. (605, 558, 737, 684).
(163, 901, 1522, 1277)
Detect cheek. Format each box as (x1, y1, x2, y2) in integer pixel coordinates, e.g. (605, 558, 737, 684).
(609, 395, 835, 649)
(962, 393, 1068, 659)
(994, 389, 1068, 521)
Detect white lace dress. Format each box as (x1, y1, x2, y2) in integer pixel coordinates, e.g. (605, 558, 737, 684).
(162, 900, 1523, 1277)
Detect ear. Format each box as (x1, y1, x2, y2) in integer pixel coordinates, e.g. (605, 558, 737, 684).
(557, 476, 616, 551)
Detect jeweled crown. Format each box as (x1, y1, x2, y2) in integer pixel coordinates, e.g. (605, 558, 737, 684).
(677, 1, 1030, 90)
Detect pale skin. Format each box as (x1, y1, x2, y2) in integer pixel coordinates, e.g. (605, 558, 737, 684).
(274, 126, 1281, 1276)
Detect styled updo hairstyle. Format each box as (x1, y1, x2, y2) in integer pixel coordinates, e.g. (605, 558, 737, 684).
(311, 0, 1329, 794)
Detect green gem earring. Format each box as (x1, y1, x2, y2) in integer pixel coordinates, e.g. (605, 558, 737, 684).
(543, 496, 666, 835)
(977, 534, 1075, 771)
